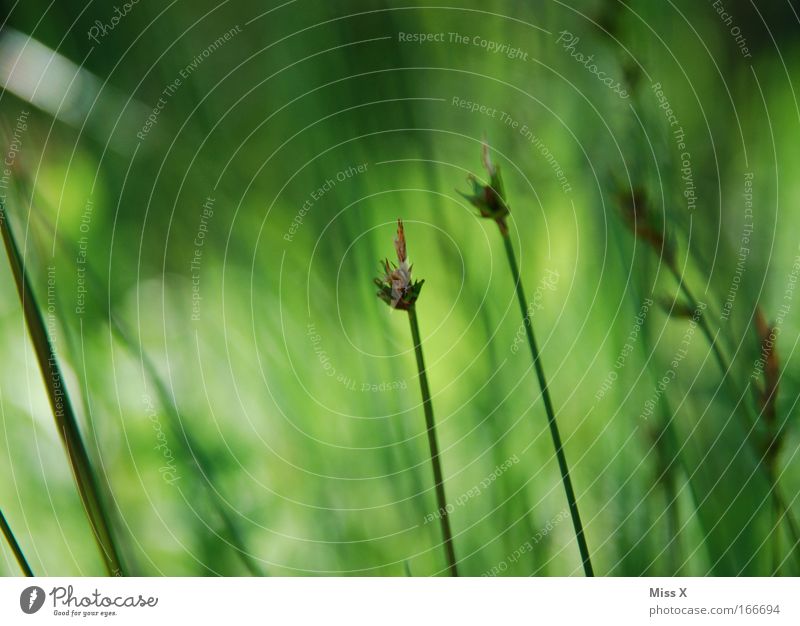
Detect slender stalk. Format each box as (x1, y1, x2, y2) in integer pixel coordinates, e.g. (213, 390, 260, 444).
(501, 232, 594, 576)
(0, 508, 34, 576)
(0, 203, 124, 575)
(670, 266, 800, 563)
(408, 306, 458, 576)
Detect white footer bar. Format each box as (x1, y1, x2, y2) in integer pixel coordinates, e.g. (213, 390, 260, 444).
(1, 577, 796, 624)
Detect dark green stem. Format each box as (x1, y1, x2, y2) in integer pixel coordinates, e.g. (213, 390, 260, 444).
(0, 203, 124, 576)
(0, 508, 34, 576)
(408, 306, 458, 576)
(501, 231, 594, 576)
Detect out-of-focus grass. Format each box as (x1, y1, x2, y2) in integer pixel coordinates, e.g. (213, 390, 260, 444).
(1, 0, 799, 576)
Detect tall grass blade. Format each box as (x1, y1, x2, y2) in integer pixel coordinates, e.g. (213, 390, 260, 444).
(460, 144, 594, 575)
(0, 508, 34, 576)
(375, 220, 458, 576)
(18, 178, 264, 576)
(408, 306, 459, 576)
(501, 233, 594, 577)
(0, 201, 124, 575)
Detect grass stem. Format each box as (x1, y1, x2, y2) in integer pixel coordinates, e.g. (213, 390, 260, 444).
(501, 231, 594, 576)
(407, 306, 459, 576)
(0, 202, 124, 576)
(0, 508, 34, 576)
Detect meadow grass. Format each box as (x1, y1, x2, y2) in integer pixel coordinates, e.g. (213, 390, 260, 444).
(459, 146, 594, 576)
(407, 306, 459, 576)
(18, 177, 264, 576)
(1, 2, 798, 577)
(375, 220, 459, 576)
(0, 507, 33, 576)
(616, 185, 800, 574)
(0, 200, 125, 576)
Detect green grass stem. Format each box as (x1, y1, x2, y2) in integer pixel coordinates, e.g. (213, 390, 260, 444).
(0, 508, 34, 576)
(408, 306, 459, 576)
(0, 202, 124, 576)
(501, 232, 594, 576)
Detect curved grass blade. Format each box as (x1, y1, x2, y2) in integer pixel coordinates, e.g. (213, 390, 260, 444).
(460, 145, 594, 575)
(0, 507, 34, 576)
(18, 177, 265, 576)
(408, 306, 459, 576)
(501, 233, 594, 576)
(0, 201, 124, 575)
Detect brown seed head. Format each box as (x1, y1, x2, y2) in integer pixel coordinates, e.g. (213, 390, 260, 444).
(375, 219, 424, 311)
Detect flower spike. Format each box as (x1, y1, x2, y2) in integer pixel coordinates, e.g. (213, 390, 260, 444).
(375, 219, 424, 310)
(458, 141, 510, 233)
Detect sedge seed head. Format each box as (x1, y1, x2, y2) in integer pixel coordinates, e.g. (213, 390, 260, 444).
(375, 219, 424, 310)
(458, 141, 510, 231)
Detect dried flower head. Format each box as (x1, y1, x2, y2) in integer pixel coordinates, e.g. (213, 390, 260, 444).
(375, 219, 424, 310)
(458, 142, 510, 233)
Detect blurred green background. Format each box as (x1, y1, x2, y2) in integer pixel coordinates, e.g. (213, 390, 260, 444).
(1, 0, 800, 576)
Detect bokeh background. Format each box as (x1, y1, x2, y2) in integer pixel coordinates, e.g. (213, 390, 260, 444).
(1, 0, 800, 576)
